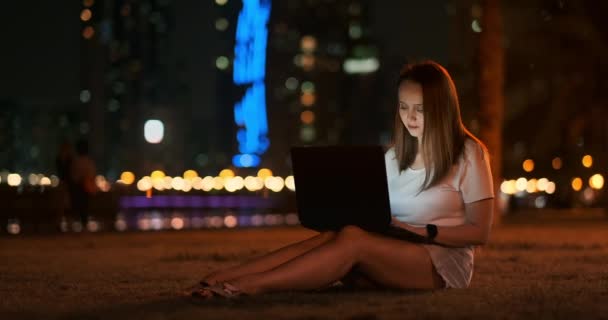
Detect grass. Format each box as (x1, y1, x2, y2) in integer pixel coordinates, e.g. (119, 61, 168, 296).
(1, 210, 608, 319)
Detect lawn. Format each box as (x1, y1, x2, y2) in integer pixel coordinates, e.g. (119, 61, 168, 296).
(1, 210, 608, 319)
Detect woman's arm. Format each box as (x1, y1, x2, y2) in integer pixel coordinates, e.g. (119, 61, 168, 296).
(391, 198, 494, 246)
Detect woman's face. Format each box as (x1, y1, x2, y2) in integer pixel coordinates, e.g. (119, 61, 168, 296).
(398, 80, 424, 140)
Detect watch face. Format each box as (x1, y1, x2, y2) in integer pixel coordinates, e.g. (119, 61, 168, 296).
(426, 224, 438, 239)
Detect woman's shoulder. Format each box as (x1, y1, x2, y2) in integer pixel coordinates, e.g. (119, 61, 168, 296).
(459, 138, 489, 171)
(385, 146, 396, 159)
(462, 138, 489, 162)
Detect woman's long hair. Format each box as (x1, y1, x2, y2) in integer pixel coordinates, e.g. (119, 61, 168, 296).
(392, 60, 484, 191)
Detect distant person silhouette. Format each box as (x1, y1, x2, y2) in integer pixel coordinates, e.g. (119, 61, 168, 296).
(55, 141, 75, 227)
(69, 139, 97, 227)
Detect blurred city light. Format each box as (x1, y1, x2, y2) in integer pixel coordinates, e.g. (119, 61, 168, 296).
(300, 110, 315, 124)
(552, 157, 563, 170)
(28, 173, 40, 186)
(137, 176, 152, 191)
(215, 18, 229, 31)
(120, 171, 135, 185)
(285, 175, 295, 191)
(537, 178, 549, 191)
(219, 169, 235, 178)
(301, 81, 315, 93)
(285, 77, 299, 90)
(40, 177, 51, 186)
(95, 175, 111, 192)
(257, 168, 273, 180)
(571, 177, 583, 191)
(215, 56, 229, 70)
(265, 176, 285, 192)
(300, 35, 317, 52)
(183, 170, 198, 180)
(212, 177, 225, 190)
(7, 174, 22, 187)
(7, 220, 21, 235)
(151, 170, 165, 180)
(471, 19, 482, 33)
(50, 175, 60, 187)
(224, 215, 238, 228)
(232, 0, 271, 168)
(515, 177, 527, 192)
(80, 9, 92, 22)
(526, 178, 537, 193)
(144, 119, 164, 144)
(545, 182, 556, 194)
(348, 24, 362, 39)
(82, 26, 95, 39)
(300, 92, 316, 106)
(343, 57, 379, 74)
(522, 159, 534, 172)
(244, 175, 264, 191)
(582, 155, 593, 168)
(201, 176, 215, 191)
(589, 174, 604, 190)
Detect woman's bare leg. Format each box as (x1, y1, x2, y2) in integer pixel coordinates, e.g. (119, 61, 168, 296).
(227, 226, 444, 294)
(202, 230, 336, 285)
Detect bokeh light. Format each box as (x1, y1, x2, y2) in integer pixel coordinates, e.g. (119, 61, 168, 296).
(552, 157, 562, 170)
(82, 26, 95, 39)
(589, 174, 604, 190)
(285, 175, 296, 191)
(582, 155, 593, 168)
(144, 119, 164, 144)
(522, 159, 534, 172)
(7, 174, 22, 187)
(183, 170, 198, 180)
(219, 169, 235, 178)
(80, 9, 92, 22)
(300, 110, 315, 124)
(571, 177, 583, 191)
(257, 168, 273, 180)
(545, 182, 556, 194)
(120, 171, 135, 185)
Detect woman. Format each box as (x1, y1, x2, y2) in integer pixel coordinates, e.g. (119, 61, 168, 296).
(188, 60, 494, 298)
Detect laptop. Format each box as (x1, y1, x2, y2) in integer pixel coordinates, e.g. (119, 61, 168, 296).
(290, 145, 428, 243)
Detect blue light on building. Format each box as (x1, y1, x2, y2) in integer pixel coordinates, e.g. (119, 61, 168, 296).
(232, 0, 271, 168)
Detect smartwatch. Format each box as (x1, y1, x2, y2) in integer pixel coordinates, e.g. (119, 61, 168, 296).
(425, 224, 438, 243)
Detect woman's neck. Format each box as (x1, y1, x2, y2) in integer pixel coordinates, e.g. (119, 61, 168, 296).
(410, 152, 425, 170)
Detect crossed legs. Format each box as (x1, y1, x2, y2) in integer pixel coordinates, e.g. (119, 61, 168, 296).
(201, 230, 337, 286)
(199, 225, 443, 295)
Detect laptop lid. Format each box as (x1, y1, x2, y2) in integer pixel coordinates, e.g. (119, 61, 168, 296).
(290, 145, 392, 232)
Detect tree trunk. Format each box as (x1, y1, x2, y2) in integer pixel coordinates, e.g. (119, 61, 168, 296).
(478, 0, 504, 225)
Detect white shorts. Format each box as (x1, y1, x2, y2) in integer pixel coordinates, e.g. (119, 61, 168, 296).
(421, 244, 475, 289)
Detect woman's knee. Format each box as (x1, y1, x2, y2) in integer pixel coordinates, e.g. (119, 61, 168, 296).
(337, 225, 367, 242)
(320, 230, 337, 241)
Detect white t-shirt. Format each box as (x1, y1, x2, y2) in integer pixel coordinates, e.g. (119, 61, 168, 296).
(385, 139, 494, 227)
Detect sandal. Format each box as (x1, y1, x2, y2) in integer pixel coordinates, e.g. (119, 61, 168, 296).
(206, 282, 244, 299)
(182, 282, 213, 298)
